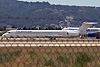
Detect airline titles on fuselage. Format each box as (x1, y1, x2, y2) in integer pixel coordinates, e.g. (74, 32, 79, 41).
(16, 31, 32, 33)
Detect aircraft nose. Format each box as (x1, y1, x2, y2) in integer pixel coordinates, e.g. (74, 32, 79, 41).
(2, 33, 8, 37)
(2, 34, 6, 37)
(1, 34, 6, 39)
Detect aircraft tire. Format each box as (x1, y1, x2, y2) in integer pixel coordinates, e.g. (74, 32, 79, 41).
(50, 38, 56, 40)
(96, 37, 99, 39)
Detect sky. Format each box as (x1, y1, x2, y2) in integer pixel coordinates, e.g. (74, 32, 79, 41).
(18, 0, 100, 7)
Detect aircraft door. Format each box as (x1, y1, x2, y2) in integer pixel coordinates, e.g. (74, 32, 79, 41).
(63, 31, 68, 36)
(67, 32, 68, 35)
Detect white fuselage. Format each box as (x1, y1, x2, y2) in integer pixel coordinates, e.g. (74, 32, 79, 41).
(2, 22, 98, 38)
(63, 27, 100, 33)
(2, 30, 79, 38)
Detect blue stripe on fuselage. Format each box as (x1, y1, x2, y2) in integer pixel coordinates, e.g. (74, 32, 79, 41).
(86, 29, 98, 32)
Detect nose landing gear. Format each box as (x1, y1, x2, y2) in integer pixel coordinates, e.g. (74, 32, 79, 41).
(80, 35, 85, 39)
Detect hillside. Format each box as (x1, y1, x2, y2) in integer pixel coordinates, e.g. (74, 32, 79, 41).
(0, 0, 100, 27)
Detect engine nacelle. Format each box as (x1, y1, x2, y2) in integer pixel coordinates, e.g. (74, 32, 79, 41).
(87, 33, 95, 37)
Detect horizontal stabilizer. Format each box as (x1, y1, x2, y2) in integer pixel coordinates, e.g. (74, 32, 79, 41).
(84, 22, 97, 25)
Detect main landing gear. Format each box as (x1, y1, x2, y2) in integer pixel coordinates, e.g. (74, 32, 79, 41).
(80, 35, 85, 39)
(50, 38, 56, 40)
(96, 36, 100, 39)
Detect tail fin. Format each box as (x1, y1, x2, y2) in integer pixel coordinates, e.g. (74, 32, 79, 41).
(79, 22, 97, 34)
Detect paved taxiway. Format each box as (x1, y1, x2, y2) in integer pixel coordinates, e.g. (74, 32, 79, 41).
(0, 38, 100, 46)
(0, 41, 100, 46)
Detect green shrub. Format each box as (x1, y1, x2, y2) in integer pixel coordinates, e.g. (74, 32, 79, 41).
(29, 51, 40, 59)
(0, 50, 21, 63)
(44, 60, 55, 67)
(56, 53, 70, 67)
(57, 54, 67, 63)
(72, 52, 93, 67)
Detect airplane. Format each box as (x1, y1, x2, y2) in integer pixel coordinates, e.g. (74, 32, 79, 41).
(62, 25, 100, 39)
(1, 22, 98, 39)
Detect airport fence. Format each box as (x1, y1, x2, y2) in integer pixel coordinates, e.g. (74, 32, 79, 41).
(0, 38, 100, 67)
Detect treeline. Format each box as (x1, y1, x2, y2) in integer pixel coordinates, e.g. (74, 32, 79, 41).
(0, 26, 62, 31)
(18, 26, 62, 30)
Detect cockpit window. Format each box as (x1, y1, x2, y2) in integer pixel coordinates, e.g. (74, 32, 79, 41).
(8, 32, 11, 33)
